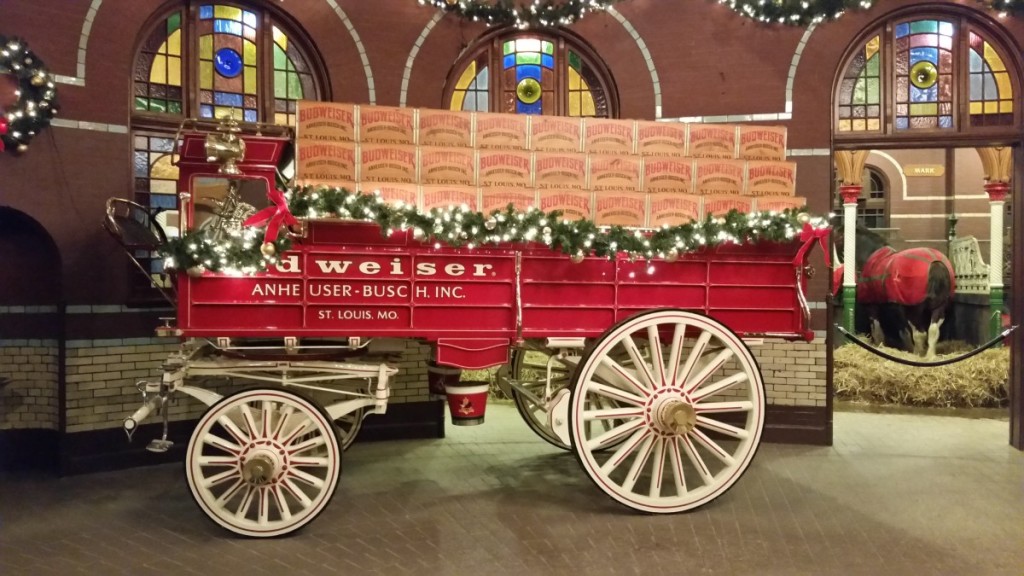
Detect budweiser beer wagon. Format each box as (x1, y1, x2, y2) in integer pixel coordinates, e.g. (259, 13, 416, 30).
(105, 112, 827, 538)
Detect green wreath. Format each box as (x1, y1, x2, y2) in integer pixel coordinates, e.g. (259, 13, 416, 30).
(0, 36, 59, 154)
(422, 0, 623, 28)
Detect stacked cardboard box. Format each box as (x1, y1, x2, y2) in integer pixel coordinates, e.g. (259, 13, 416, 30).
(295, 102, 805, 226)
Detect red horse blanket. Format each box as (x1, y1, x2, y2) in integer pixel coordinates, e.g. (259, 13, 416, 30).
(835, 247, 955, 305)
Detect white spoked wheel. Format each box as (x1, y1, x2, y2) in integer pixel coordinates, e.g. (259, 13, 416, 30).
(510, 348, 574, 450)
(186, 388, 342, 537)
(569, 309, 765, 513)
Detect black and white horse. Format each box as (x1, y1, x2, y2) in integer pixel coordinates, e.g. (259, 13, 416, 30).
(834, 225, 955, 359)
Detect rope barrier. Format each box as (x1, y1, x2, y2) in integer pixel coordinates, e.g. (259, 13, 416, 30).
(835, 324, 1017, 367)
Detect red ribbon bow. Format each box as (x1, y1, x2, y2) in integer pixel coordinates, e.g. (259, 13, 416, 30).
(243, 188, 298, 246)
(0, 117, 8, 153)
(793, 223, 831, 268)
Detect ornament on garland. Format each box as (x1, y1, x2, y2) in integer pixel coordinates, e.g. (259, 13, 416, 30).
(0, 36, 59, 155)
(719, 0, 874, 26)
(420, 0, 623, 28)
(160, 185, 830, 274)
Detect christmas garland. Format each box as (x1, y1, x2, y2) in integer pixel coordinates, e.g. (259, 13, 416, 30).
(420, 0, 623, 28)
(720, 0, 874, 25)
(984, 0, 1024, 16)
(0, 36, 59, 155)
(160, 186, 828, 274)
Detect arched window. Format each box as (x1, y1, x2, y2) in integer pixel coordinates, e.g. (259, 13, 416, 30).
(446, 30, 617, 118)
(129, 2, 326, 299)
(832, 166, 889, 230)
(834, 11, 1018, 136)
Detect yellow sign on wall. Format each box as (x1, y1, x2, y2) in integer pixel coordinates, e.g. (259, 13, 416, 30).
(904, 164, 945, 177)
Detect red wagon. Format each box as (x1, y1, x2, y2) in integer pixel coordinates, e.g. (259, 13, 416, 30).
(106, 123, 825, 537)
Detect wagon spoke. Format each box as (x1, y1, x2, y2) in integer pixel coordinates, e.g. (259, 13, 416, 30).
(282, 417, 313, 445)
(674, 331, 711, 388)
(196, 455, 239, 466)
(202, 467, 241, 489)
(289, 467, 327, 489)
(283, 477, 314, 509)
(665, 322, 688, 388)
(215, 416, 249, 448)
(261, 401, 273, 438)
(258, 487, 271, 526)
(582, 406, 645, 420)
(622, 335, 656, 391)
(680, 436, 714, 486)
(695, 400, 754, 414)
(668, 437, 687, 496)
(683, 348, 734, 395)
(291, 456, 330, 468)
(690, 371, 748, 402)
(272, 406, 294, 440)
(239, 403, 259, 440)
(622, 435, 656, 493)
(646, 325, 667, 386)
(214, 478, 246, 508)
(649, 438, 666, 498)
(288, 434, 327, 456)
(690, 428, 736, 466)
(234, 485, 256, 519)
(599, 428, 651, 475)
(272, 485, 293, 522)
(595, 356, 649, 398)
(696, 415, 749, 440)
(587, 418, 645, 451)
(585, 381, 645, 407)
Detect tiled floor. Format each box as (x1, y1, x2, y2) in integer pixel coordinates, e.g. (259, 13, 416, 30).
(1, 404, 1022, 575)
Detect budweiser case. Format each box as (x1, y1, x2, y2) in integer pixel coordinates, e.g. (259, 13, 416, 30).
(296, 101, 357, 142)
(296, 140, 357, 183)
(418, 109, 474, 148)
(530, 116, 584, 152)
(594, 191, 647, 227)
(367, 182, 419, 206)
(687, 123, 738, 159)
(649, 193, 701, 227)
(477, 150, 533, 188)
(359, 105, 417, 146)
(636, 122, 687, 157)
(583, 118, 636, 155)
(755, 195, 806, 212)
(538, 189, 593, 221)
(642, 157, 694, 194)
(475, 112, 529, 150)
(746, 161, 797, 197)
(419, 146, 476, 186)
(359, 144, 418, 184)
(534, 152, 588, 190)
(588, 155, 642, 193)
(694, 158, 747, 196)
(420, 185, 480, 211)
(480, 187, 538, 214)
(703, 195, 754, 216)
(738, 125, 788, 161)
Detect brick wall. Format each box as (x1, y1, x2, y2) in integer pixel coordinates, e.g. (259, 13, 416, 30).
(754, 336, 828, 408)
(0, 340, 59, 430)
(64, 337, 181, 433)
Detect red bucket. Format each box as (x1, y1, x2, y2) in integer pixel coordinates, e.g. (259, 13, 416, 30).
(427, 361, 461, 396)
(444, 380, 489, 426)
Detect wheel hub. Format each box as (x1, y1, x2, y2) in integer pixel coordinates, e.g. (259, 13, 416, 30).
(242, 453, 278, 486)
(646, 388, 697, 437)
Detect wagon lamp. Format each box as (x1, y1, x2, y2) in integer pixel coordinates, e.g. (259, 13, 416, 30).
(204, 115, 246, 175)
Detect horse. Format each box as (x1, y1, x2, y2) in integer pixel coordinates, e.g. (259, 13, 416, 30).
(833, 225, 955, 359)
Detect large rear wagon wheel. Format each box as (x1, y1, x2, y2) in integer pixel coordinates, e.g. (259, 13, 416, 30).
(186, 388, 342, 537)
(569, 309, 765, 513)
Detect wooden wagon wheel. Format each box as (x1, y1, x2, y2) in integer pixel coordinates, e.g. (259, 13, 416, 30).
(568, 309, 765, 513)
(186, 388, 342, 537)
(335, 407, 364, 451)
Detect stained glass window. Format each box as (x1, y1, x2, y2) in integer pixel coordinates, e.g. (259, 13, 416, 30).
(894, 19, 955, 131)
(837, 34, 881, 132)
(835, 14, 1018, 137)
(134, 12, 184, 114)
(450, 54, 489, 112)
(133, 2, 320, 126)
(968, 31, 1013, 127)
(447, 32, 614, 118)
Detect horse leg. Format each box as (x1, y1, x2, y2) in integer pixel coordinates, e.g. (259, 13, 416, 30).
(870, 318, 885, 346)
(910, 324, 926, 357)
(925, 317, 944, 360)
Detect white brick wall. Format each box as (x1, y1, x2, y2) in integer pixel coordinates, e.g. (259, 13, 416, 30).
(0, 340, 59, 430)
(752, 337, 828, 407)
